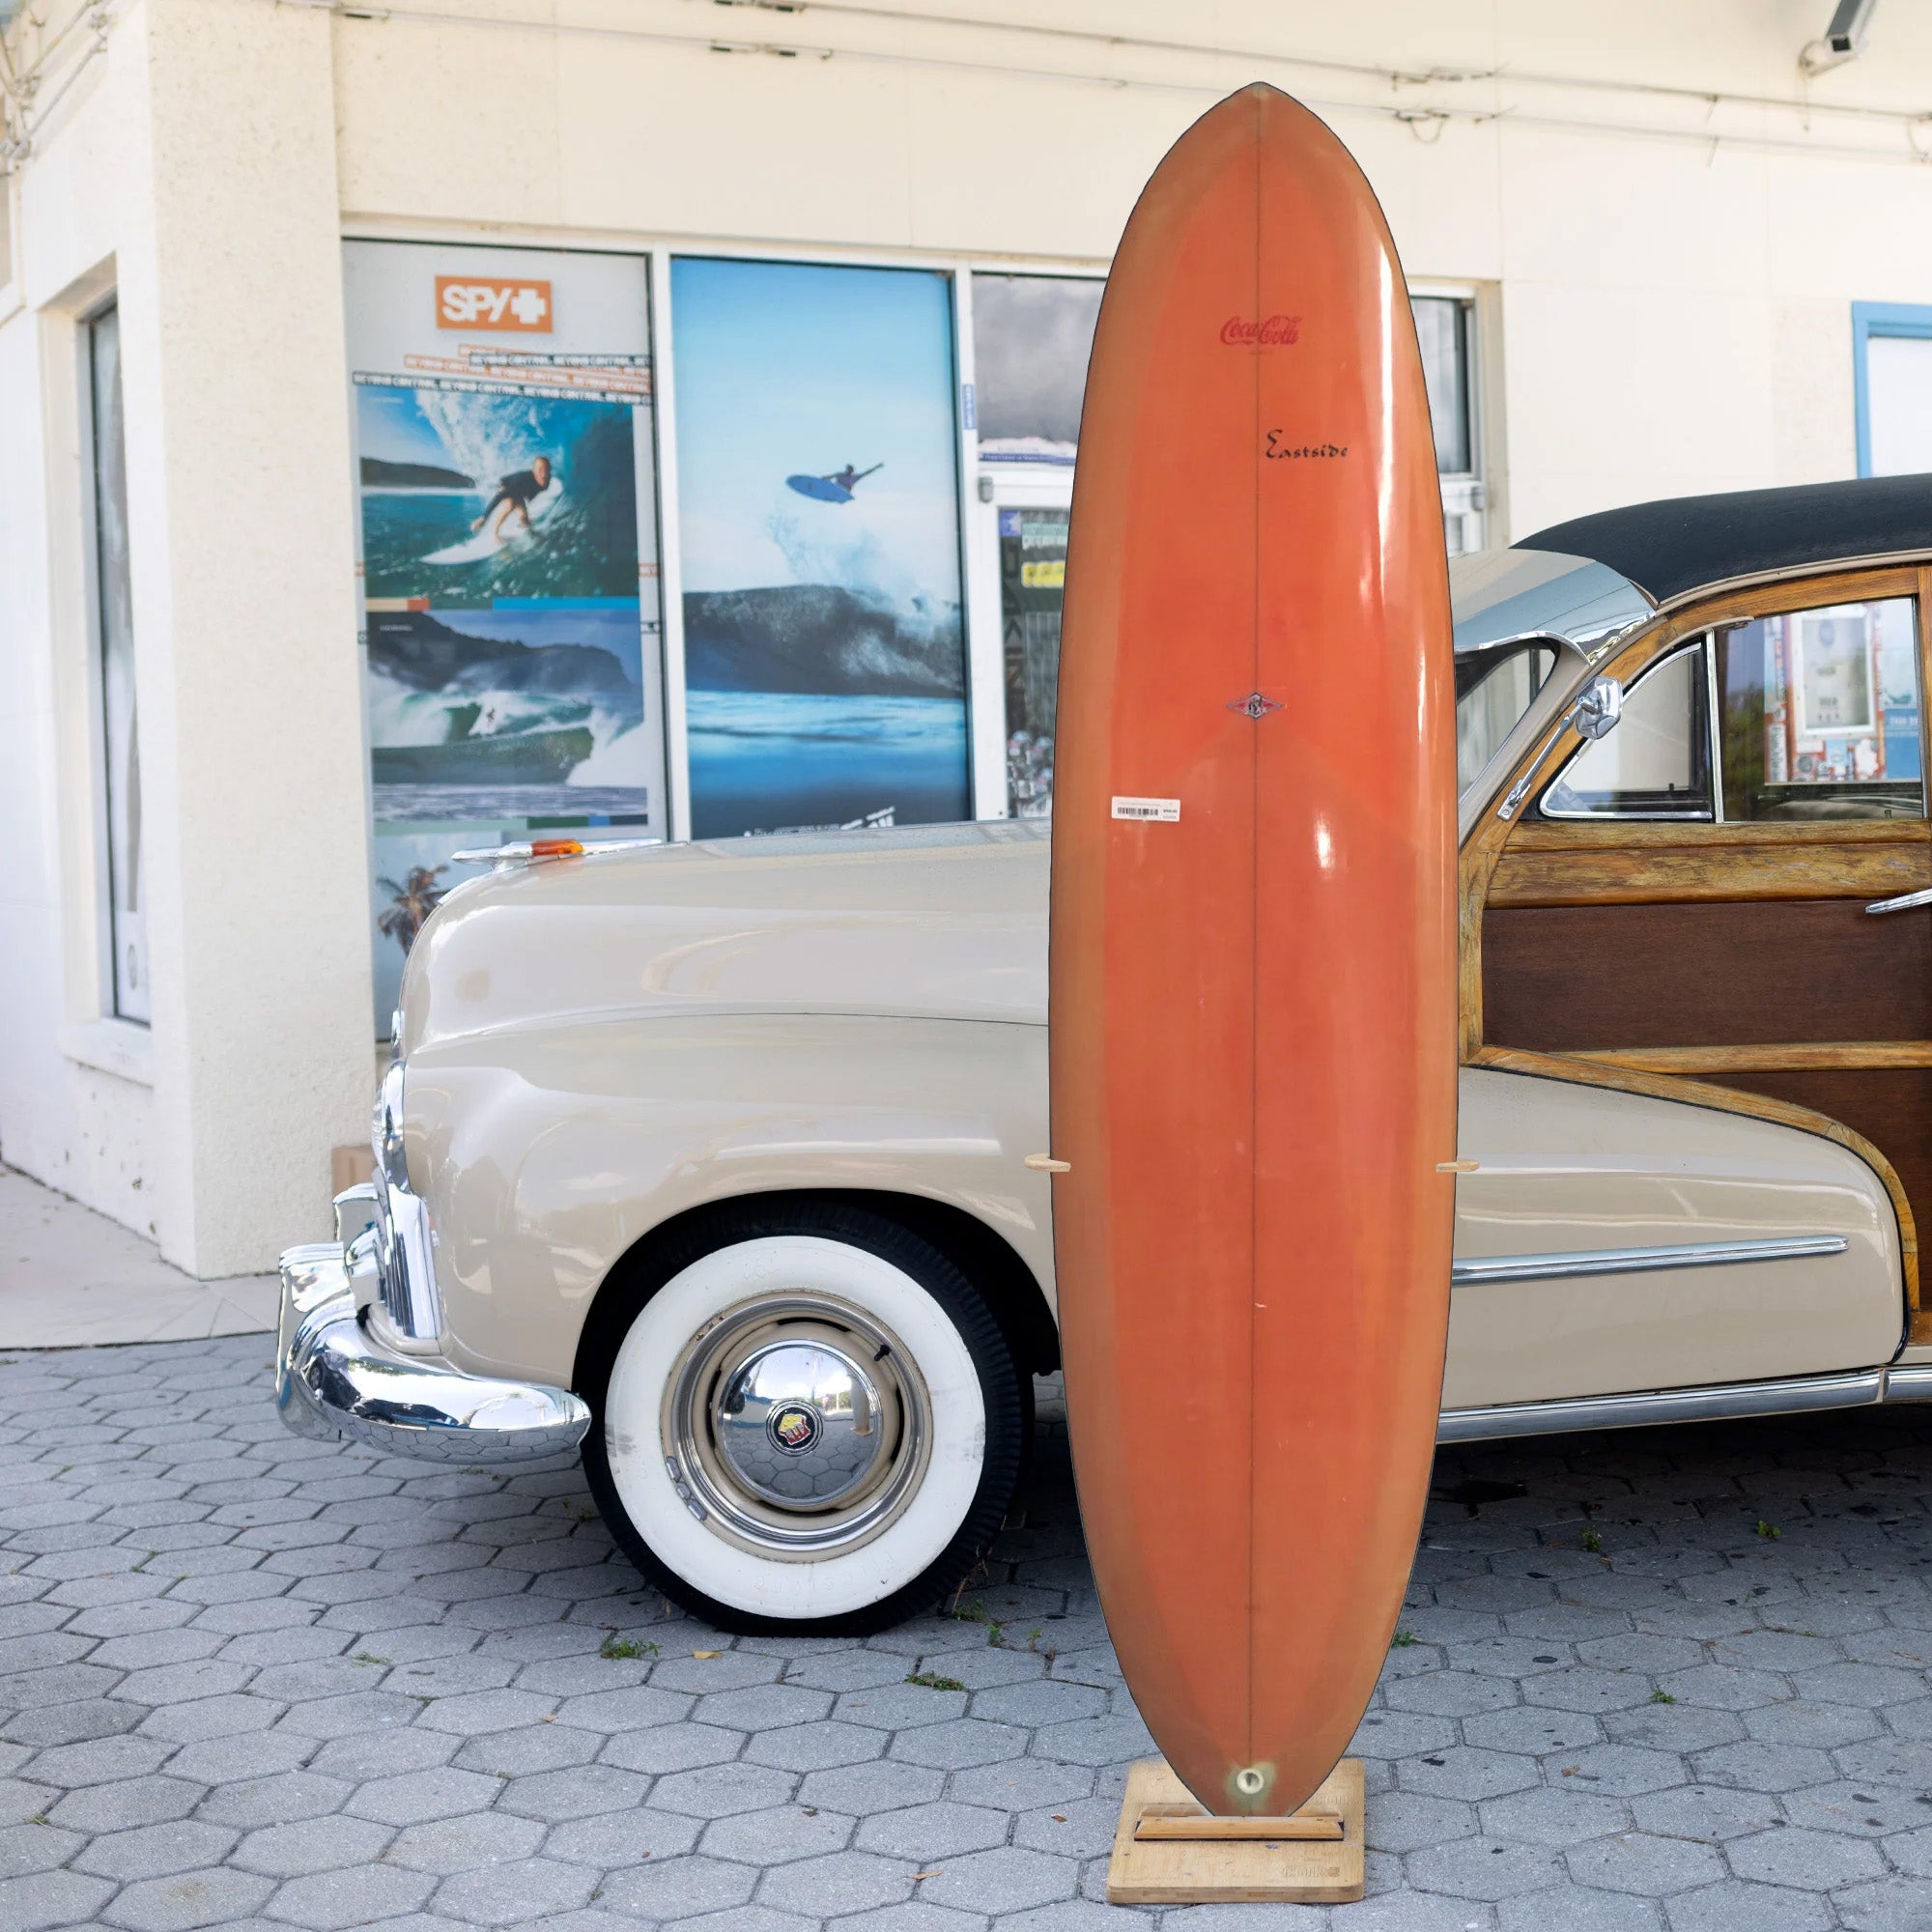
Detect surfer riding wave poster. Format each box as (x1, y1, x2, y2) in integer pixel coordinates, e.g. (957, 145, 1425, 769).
(344, 239, 669, 1034)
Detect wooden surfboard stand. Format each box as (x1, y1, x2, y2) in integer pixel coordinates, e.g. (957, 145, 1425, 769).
(1107, 1756, 1366, 1905)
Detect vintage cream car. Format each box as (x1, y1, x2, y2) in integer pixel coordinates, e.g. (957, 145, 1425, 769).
(279, 474, 1932, 1634)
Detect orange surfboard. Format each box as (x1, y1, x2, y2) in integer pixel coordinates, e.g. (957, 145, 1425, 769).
(1049, 85, 1458, 1818)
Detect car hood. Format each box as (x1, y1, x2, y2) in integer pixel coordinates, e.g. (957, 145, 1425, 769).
(401, 819, 1051, 1054)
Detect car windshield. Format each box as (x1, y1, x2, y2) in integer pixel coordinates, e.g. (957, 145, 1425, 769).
(1456, 639, 1558, 793)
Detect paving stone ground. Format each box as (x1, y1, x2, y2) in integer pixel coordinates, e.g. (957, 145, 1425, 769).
(4, 1340, 1932, 1930)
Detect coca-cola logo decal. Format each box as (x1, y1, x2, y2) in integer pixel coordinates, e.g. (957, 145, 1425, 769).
(1221, 314, 1301, 347)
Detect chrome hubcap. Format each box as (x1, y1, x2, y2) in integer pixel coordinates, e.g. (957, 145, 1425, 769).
(664, 1296, 930, 1556)
(715, 1340, 885, 1509)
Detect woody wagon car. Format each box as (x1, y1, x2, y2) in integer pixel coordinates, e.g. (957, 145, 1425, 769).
(280, 472, 1932, 1634)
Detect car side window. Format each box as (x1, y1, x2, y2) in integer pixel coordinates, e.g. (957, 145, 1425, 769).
(1713, 596, 1924, 821)
(1456, 639, 1557, 793)
(1540, 642, 1713, 820)
(1539, 592, 1927, 824)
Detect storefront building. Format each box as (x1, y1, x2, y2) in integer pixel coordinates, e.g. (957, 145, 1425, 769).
(8, 0, 1932, 1275)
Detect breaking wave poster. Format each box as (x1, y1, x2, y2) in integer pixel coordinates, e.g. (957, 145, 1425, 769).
(670, 257, 970, 838)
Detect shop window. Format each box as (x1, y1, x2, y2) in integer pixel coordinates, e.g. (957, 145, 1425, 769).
(671, 257, 969, 838)
(999, 508, 1066, 815)
(1413, 294, 1484, 556)
(971, 274, 1100, 819)
(88, 301, 148, 1022)
(342, 241, 668, 1036)
(972, 274, 1103, 467)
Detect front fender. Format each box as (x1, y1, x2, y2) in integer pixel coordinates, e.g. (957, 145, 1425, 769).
(404, 1013, 1053, 1386)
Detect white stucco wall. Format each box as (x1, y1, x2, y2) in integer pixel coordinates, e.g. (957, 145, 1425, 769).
(1, 0, 373, 1274)
(5, 0, 1932, 1271)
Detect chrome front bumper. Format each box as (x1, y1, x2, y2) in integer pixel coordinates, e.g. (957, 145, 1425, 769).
(273, 1239, 591, 1465)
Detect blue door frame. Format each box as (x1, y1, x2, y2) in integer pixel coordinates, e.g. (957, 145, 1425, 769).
(1853, 301, 1932, 476)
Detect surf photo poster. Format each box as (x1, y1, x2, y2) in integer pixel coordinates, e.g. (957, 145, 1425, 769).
(671, 258, 971, 838)
(343, 241, 667, 1033)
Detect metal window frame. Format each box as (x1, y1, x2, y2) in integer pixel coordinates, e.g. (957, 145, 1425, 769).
(1538, 637, 1716, 822)
(78, 294, 146, 1026)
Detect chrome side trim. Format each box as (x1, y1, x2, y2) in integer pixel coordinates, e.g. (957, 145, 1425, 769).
(1451, 1234, 1848, 1287)
(1437, 1369, 1885, 1443)
(1867, 886, 1932, 916)
(275, 1243, 590, 1464)
(1882, 1364, 1932, 1403)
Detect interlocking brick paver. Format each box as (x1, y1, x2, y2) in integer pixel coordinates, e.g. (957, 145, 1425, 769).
(230, 1813, 391, 1878)
(74, 1818, 239, 1882)
(650, 1760, 797, 1817)
(343, 1765, 502, 1826)
(14, 1340, 1932, 1926)
(701, 1800, 855, 1863)
(429, 1855, 596, 1926)
(1562, 1829, 1725, 1895)
(100, 1864, 274, 1931)
(596, 1850, 757, 1918)
(1664, 1879, 1835, 1932)
(0, 1867, 116, 1930)
(852, 1797, 1009, 1860)
(1627, 1781, 1779, 1842)
(269, 1862, 439, 1929)
(498, 1763, 648, 1821)
(915, 1845, 1074, 1914)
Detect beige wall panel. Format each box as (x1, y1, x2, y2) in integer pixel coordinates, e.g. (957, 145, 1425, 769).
(1492, 0, 1785, 89)
(1773, 298, 1857, 485)
(1765, 156, 1932, 303)
(897, 71, 1177, 263)
(554, 40, 913, 246)
(1496, 128, 1769, 296)
(1500, 281, 1776, 537)
(333, 11, 563, 229)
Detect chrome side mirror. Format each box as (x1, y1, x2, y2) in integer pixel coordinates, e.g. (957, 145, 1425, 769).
(1571, 674, 1624, 742)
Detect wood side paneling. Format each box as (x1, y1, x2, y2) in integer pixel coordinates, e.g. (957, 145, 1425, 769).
(1700, 1065, 1932, 1341)
(1569, 1042, 1932, 1073)
(1483, 899, 1932, 1051)
(1489, 840, 1932, 909)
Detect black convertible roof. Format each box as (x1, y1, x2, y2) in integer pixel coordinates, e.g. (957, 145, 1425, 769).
(1518, 472, 1932, 606)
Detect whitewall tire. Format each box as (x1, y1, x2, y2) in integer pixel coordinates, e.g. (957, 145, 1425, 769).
(579, 1201, 1030, 1634)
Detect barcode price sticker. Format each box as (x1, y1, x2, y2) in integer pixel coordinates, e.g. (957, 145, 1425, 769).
(1111, 797, 1181, 822)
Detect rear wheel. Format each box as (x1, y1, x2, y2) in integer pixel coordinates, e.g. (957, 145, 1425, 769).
(578, 1200, 1031, 1634)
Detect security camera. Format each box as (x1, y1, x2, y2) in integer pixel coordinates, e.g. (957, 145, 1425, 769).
(1803, 0, 1878, 72)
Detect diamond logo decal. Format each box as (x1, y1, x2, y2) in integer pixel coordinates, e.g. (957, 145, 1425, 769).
(1228, 692, 1284, 720)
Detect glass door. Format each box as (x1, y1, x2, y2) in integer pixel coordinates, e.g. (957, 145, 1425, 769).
(966, 469, 1072, 816)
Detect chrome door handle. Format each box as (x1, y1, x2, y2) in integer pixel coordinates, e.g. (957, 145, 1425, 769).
(1866, 887, 1932, 915)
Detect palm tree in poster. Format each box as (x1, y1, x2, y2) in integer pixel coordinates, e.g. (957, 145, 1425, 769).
(377, 866, 448, 953)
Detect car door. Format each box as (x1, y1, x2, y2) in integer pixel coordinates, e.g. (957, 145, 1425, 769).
(1449, 562, 1932, 1409)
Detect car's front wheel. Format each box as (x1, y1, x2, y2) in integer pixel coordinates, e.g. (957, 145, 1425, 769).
(578, 1201, 1031, 1634)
